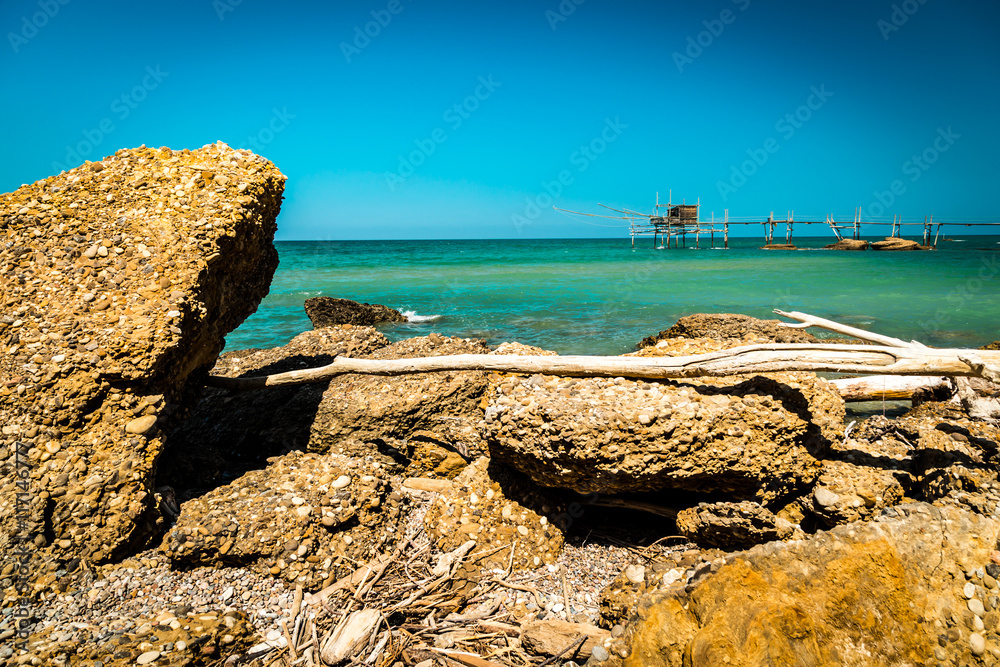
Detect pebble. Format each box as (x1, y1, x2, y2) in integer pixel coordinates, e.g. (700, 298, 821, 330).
(591, 645, 610, 662)
(971, 632, 987, 656)
(331, 475, 351, 489)
(125, 414, 158, 436)
(965, 582, 977, 599)
(624, 565, 646, 585)
(969, 598, 986, 616)
(814, 487, 840, 508)
(136, 651, 160, 664)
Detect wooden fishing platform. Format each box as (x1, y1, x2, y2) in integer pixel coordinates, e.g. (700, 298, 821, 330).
(556, 194, 1000, 249)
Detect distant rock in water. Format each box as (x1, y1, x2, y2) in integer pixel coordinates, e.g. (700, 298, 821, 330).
(871, 237, 929, 251)
(304, 296, 407, 327)
(760, 243, 796, 250)
(0, 143, 285, 574)
(638, 313, 819, 349)
(982, 341, 1000, 350)
(824, 238, 870, 250)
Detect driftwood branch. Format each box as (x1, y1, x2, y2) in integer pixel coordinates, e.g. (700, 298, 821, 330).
(776, 310, 997, 417)
(205, 343, 1000, 391)
(830, 375, 949, 402)
(772, 309, 921, 348)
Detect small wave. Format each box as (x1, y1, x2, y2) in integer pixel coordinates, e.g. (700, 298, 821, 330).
(402, 310, 442, 323)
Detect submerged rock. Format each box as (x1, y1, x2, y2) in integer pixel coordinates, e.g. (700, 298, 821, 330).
(603, 503, 1000, 666)
(871, 237, 928, 251)
(304, 296, 406, 327)
(824, 238, 870, 250)
(0, 143, 284, 573)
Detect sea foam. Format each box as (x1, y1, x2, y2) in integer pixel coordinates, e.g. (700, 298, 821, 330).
(402, 310, 442, 323)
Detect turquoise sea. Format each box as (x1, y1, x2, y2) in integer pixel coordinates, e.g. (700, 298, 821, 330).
(226, 237, 1000, 356)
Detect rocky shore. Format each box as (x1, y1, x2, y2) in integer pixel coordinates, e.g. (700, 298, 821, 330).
(3, 150, 1000, 666)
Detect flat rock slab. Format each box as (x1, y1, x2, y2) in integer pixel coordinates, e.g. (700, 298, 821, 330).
(484, 370, 843, 502)
(162, 451, 405, 589)
(521, 618, 610, 658)
(304, 296, 406, 327)
(0, 143, 284, 572)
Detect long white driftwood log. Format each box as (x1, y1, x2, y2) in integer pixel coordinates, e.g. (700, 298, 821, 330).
(205, 343, 1000, 391)
(204, 309, 999, 414)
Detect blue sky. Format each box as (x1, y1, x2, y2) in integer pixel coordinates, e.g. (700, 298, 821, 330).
(2, 0, 998, 239)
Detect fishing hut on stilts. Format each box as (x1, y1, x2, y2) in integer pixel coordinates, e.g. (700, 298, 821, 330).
(555, 193, 997, 249)
(556, 193, 732, 249)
